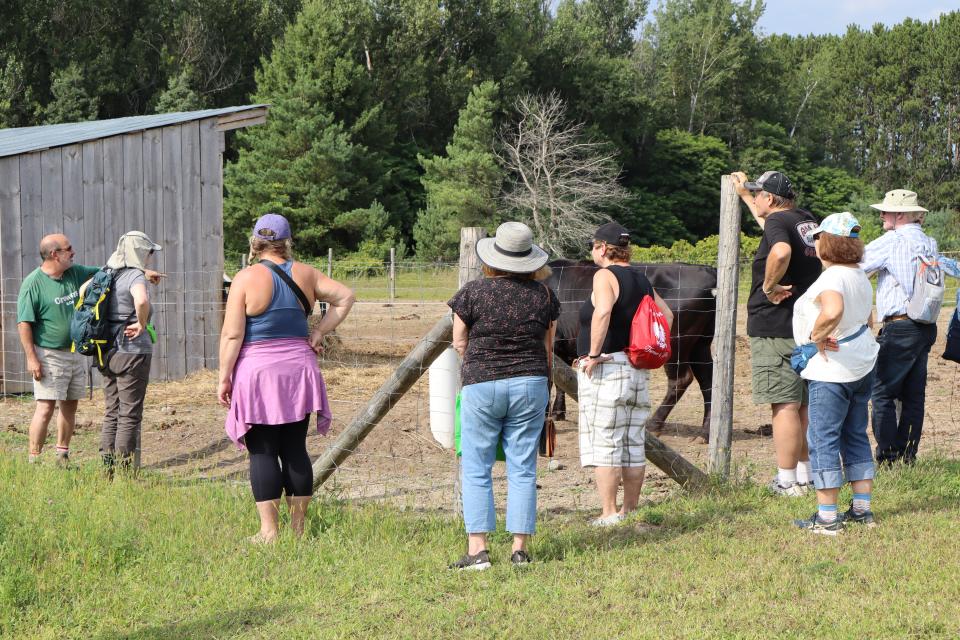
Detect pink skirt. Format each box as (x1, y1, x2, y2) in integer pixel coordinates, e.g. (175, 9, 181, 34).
(224, 337, 332, 449)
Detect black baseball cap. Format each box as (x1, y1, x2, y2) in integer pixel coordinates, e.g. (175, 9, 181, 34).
(593, 222, 631, 247)
(744, 170, 795, 199)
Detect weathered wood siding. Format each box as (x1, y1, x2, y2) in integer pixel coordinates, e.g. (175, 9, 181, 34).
(0, 119, 226, 393)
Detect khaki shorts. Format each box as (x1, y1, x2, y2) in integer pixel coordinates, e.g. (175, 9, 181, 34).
(750, 337, 808, 405)
(33, 347, 87, 401)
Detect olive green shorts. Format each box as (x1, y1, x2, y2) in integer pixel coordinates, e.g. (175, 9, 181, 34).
(749, 337, 808, 405)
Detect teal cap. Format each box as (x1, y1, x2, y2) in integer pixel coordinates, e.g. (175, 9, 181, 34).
(805, 212, 861, 243)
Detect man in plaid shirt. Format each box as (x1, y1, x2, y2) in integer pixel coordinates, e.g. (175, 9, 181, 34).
(861, 189, 939, 465)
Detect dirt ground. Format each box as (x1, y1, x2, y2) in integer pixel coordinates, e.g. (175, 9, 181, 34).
(3, 301, 960, 516)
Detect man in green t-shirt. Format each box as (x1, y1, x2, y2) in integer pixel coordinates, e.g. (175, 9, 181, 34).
(17, 234, 99, 464)
(17, 233, 164, 465)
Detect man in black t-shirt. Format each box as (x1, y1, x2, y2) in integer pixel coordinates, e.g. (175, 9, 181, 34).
(733, 170, 822, 497)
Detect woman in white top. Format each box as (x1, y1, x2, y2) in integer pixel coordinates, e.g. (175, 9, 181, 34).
(790, 212, 879, 535)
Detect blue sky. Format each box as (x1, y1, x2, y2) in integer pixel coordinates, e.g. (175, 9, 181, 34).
(757, 0, 957, 35)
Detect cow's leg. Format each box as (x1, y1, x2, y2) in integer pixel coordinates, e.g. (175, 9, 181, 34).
(552, 390, 566, 421)
(547, 377, 567, 421)
(689, 338, 714, 442)
(646, 362, 694, 434)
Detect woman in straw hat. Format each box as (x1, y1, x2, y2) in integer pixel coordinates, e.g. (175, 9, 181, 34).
(447, 221, 560, 570)
(219, 213, 355, 543)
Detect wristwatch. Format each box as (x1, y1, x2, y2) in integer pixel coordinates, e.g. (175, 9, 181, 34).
(588, 353, 601, 358)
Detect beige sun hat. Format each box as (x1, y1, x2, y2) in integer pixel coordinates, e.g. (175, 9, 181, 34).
(475, 221, 549, 274)
(870, 189, 928, 213)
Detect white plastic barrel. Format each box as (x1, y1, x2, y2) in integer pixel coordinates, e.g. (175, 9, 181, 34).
(428, 347, 460, 449)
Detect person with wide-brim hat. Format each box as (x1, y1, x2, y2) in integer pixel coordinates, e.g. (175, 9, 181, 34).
(99, 231, 164, 473)
(861, 189, 940, 465)
(446, 221, 559, 570)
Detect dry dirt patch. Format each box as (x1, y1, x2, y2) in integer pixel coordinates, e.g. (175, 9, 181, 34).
(3, 302, 959, 515)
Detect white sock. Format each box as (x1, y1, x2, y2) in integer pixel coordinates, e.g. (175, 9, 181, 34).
(777, 467, 797, 486)
(796, 460, 811, 484)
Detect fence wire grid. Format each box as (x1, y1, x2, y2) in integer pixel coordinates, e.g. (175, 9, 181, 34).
(2, 257, 959, 515)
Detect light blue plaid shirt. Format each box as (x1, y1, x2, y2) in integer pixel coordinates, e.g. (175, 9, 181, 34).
(860, 224, 939, 319)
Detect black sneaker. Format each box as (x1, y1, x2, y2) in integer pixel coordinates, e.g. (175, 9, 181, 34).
(448, 550, 491, 571)
(840, 506, 877, 528)
(793, 513, 843, 536)
(510, 550, 531, 567)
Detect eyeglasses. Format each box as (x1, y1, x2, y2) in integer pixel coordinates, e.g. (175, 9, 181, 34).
(55, 245, 74, 254)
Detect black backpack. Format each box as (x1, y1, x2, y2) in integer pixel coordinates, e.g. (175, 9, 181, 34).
(70, 267, 121, 370)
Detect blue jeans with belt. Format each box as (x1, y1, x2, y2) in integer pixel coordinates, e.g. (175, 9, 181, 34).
(460, 376, 548, 535)
(871, 319, 937, 464)
(807, 372, 876, 490)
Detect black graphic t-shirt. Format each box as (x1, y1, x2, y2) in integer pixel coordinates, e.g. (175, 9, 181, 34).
(747, 208, 823, 337)
(448, 277, 561, 386)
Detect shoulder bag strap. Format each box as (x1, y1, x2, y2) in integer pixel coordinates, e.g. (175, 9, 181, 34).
(262, 261, 311, 318)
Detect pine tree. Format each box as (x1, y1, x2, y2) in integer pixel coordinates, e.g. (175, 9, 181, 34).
(223, 0, 394, 255)
(43, 63, 98, 124)
(153, 69, 205, 113)
(413, 81, 503, 261)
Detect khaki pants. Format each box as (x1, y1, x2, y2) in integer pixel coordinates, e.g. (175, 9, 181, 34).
(101, 353, 152, 456)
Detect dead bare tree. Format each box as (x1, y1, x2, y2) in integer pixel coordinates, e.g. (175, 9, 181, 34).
(498, 92, 629, 258)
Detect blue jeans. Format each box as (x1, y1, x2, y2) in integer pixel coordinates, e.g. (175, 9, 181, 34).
(807, 372, 875, 490)
(460, 376, 548, 535)
(871, 320, 937, 464)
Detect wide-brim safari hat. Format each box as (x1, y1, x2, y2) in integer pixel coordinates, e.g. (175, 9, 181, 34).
(476, 221, 549, 274)
(870, 189, 928, 213)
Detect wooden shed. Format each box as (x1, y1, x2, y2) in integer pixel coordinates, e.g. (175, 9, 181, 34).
(0, 105, 267, 394)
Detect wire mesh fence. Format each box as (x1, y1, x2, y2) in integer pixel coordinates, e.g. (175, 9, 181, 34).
(2, 255, 959, 515)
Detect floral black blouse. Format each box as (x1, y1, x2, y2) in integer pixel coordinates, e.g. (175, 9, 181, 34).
(448, 276, 561, 386)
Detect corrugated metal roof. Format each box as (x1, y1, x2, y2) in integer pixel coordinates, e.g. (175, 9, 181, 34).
(0, 105, 268, 158)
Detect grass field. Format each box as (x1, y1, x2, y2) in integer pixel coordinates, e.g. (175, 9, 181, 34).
(3, 454, 960, 639)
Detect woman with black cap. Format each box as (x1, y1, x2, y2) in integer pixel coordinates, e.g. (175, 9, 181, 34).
(577, 222, 673, 526)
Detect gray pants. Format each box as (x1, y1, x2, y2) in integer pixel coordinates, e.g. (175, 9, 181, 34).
(101, 353, 152, 456)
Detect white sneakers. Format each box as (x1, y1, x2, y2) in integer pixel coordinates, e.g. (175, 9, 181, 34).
(590, 513, 625, 527)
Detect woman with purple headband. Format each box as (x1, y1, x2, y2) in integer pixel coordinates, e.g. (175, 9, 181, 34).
(218, 213, 354, 543)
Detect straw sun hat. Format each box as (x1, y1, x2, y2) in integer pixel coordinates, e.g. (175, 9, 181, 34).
(475, 222, 549, 274)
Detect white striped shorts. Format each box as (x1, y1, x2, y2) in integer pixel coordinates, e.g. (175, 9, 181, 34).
(577, 352, 650, 468)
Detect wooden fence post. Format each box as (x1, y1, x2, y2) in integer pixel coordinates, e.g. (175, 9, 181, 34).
(707, 175, 742, 477)
(458, 228, 485, 288)
(389, 247, 396, 301)
(327, 248, 333, 278)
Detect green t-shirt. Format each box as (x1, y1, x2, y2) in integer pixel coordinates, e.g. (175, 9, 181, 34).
(16, 265, 100, 350)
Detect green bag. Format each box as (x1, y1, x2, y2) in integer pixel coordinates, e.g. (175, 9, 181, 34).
(454, 392, 506, 461)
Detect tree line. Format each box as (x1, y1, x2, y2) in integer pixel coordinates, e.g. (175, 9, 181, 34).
(3, 0, 958, 260)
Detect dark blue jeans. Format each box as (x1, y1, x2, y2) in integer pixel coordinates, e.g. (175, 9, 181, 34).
(871, 319, 937, 464)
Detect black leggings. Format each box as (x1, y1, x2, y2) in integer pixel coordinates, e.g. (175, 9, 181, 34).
(245, 416, 313, 501)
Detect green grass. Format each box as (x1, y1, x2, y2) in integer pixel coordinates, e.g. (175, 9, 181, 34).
(3, 456, 960, 639)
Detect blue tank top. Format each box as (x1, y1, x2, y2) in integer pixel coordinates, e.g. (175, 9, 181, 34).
(243, 261, 309, 343)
